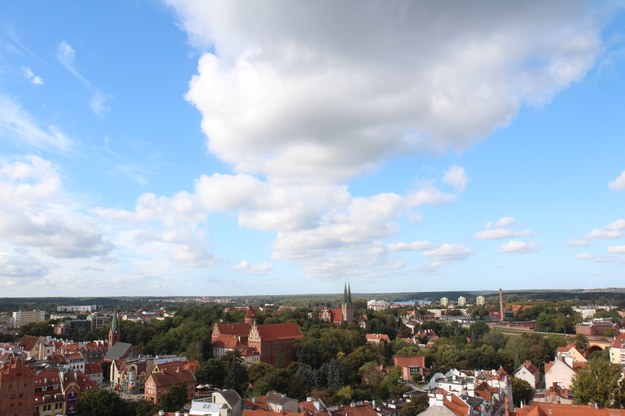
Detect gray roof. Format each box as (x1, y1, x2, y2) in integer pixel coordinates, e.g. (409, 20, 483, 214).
(104, 342, 133, 360)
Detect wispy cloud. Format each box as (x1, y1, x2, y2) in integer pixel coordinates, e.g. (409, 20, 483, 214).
(498, 240, 538, 254)
(22, 67, 44, 85)
(474, 216, 532, 240)
(57, 41, 112, 117)
(232, 260, 273, 274)
(0, 95, 72, 151)
(442, 165, 468, 192)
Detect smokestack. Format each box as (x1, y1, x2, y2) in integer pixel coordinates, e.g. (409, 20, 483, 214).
(499, 288, 504, 322)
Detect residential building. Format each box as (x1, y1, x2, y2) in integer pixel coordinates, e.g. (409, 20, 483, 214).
(610, 332, 625, 366)
(144, 366, 196, 405)
(367, 299, 390, 311)
(61, 370, 98, 416)
(457, 297, 466, 307)
(0, 355, 36, 416)
(366, 333, 391, 344)
(190, 389, 242, 416)
(440, 297, 449, 308)
(514, 360, 540, 390)
(575, 318, 617, 336)
(12, 309, 45, 328)
(56, 305, 98, 313)
(510, 402, 625, 415)
(394, 355, 426, 382)
(34, 369, 65, 416)
(544, 359, 578, 390)
(53, 319, 91, 337)
(87, 312, 112, 331)
(476, 296, 486, 306)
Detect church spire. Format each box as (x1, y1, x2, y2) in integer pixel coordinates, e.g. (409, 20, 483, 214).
(348, 281, 352, 305)
(108, 309, 120, 349)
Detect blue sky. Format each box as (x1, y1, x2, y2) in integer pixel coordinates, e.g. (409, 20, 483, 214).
(1, 1, 624, 297)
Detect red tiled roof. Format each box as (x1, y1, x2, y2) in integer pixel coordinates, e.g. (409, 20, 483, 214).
(511, 402, 625, 415)
(256, 322, 303, 341)
(521, 360, 540, 375)
(213, 334, 241, 349)
(217, 323, 251, 337)
(84, 362, 102, 375)
(444, 394, 470, 416)
(334, 403, 378, 416)
(393, 355, 425, 368)
(19, 335, 41, 351)
(149, 368, 195, 388)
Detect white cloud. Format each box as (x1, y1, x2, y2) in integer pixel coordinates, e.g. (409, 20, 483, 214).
(474, 216, 532, 240)
(498, 240, 538, 254)
(609, 170, 625, 191)
(168, 1, 602, 184)
(57, 41, 111, 117)
(0, 155, 113, 260)
(607, 219, 625, 231)
(424, 243, 473, 262)
(0, 251, 49, 279)
(388, 241, 434, 252)
(566, 239, 591, 247)
(442, 166, 468, 192)
(585, 228, 621, 240)
(0, 95, 72, 151)
(232, 260, 273, 274)
(23, 67, 44, 85)
(568, 219, 625, 247)
(608, 245, 625, 254)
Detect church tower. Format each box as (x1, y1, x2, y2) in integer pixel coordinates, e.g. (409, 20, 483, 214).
(341, 282, 354, 324)
(108, 310, 120, 349)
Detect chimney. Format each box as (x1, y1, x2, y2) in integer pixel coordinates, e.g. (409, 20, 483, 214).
(499, 288, 504, 322)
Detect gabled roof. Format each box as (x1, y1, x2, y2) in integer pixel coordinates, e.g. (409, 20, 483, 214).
(104, 341, 133, 360)
(334, 402, 378, 416)
(256, 322, 303, 341)
(394, 355, 426, 368)
(366, 333, 390, 343)
(148, 367, 195, 388)
(19, 335, 42, 351)
(84, 361, 102, 375)
(216, 323, 252, 337)
(511, 402, 625, 415)
(516, 360, 540, 376)
(213, 334, 241, 349)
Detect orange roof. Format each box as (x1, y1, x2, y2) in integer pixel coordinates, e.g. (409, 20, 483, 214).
(149, 368, 195, 388)
(19, 335, 41, 351)
(444, 394, 470, 416)
(256, 322, 303, 341)
(520, 360, 540, 375)
(243, 410, 286, 416)
(394, 355, 425, 368)
(334, 403, 378, 416)
(216, 323, 251, 337)
(84, 362, 102, 375)
(213, 334, 241, 349)
(556, 343, 576, 353)
(512, 402, 625, 415)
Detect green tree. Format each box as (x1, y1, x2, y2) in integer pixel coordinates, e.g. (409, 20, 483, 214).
(18, 321, 53, 337)
(160, 384, 189, 412)
(400, 393, 428, 416)
(511, 377, 534, 407)
(224, 356, 248, 394)
(570, 355, 621, 408)
(195, 358, 227, 388)
(76, 389, 134, 416)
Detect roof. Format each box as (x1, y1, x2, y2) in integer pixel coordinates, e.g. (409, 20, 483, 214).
(213, 334, 241, 349)
(84, 361, 103, 375)
(394, 355, 426, 368)
(256, 322, 303, 341)
(148, 368, 195, 388)
(104, 341, 133, 360)
(516, 360, 540, 376)
(334, 403, 378, 416)
(216, 323, 252, 337)
(214, 389, 242, 409)
(19, 335, 42, 351)
(366, 334, 390, 342)
(511, 402, 625, 415)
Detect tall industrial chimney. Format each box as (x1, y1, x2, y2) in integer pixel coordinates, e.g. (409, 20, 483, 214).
(499, 288, 504, 321)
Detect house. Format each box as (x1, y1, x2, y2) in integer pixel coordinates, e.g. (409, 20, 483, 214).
(610, 332, 625, 366)
(18, 335, 54, 360)
(84, 361, 104, 386)
(245, 393, 300, 413)
(61, 369, 99, 416)
(34, 369, 65, 416)
(394, 355, 426, 382)
(366, 334, 391, 344)
(555, 344, 586, 363)
(544, 359, 578, 390)
(144, 367, 196, 405)
(575, 319, 617, 336)
(419, 391, 476, 416)
(0, 356, 36, 416)
(334, 402, 379, 416)
(510, 402, 625, 415)
(514, 360, 540, 389)
(189, 389, 242, 416)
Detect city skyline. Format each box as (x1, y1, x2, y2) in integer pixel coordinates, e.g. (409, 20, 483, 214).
(1, 1, 624, 297)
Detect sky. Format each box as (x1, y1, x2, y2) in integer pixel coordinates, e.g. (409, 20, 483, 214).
(1, 1, 625, 297)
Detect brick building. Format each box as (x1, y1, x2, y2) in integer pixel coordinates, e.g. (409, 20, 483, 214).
(0, 355, 36, 416)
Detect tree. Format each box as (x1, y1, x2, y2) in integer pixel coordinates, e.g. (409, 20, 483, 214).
(573, 334, 589, 355)
(511, 377, 534, 407)
(160, 384, 189, 412)
(400, 393, 428, 416)
(195, 358, 227, 388)
(570, 355, 621, 408)
(224, 356, 248, 394)
(76, 389, 134, 416)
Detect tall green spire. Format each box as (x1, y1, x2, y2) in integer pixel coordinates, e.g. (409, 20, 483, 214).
(343, 282, 349, 304)
(348, 281, 352, 304)
(111, 309, 118, 332)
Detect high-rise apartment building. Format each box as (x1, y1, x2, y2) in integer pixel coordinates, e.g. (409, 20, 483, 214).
(457, 296, 466, 307)
(440, 297, 449, 307)
(12, 310, 45, 328)
(476, 295, 486, 306)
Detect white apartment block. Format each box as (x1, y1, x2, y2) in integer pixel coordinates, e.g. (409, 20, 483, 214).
(12, 310, 45, 327)
(367, 299, 390, 311)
